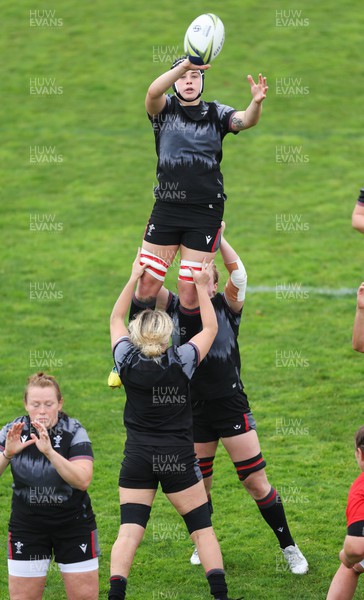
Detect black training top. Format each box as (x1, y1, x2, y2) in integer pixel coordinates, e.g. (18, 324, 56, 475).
(0, 414, 94, 526)
(167, 292, 245, 401)
(113, 337, 199, 446)
(148, 94, 238, 204)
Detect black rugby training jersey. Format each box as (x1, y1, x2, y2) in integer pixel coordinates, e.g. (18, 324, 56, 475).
(148, 94, 238, 204)
(113, 337, 199, 446)
(0, 414, 94, 526)
(167, 292, 244, 401)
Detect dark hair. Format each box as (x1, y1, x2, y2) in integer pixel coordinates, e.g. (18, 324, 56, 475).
(24, 372, 62, 404)
(355, 425, 364, 450)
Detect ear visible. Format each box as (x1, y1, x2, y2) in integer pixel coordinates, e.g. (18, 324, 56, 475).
(356, 447, 364, 461)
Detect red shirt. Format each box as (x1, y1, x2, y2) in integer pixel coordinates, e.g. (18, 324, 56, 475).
(346, 471, 364, 527)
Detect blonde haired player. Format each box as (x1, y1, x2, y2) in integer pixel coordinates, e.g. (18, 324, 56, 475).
(108, 251, 243, 600)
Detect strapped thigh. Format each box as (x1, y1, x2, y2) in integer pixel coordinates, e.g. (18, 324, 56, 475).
(178, 259, 202, 284)
(140, 248, 169, 282)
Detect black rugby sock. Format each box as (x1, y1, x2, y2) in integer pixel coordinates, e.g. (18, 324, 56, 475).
(108, 575, 127, 600)
(206, 569, 228, 599)
(255, 486, 295, 549)
(128, 294, 156, 322)
(178, 304, 201, 344)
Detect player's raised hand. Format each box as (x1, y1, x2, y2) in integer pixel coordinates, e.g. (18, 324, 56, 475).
(190, 258, 214, 286)
(182, 57, 211, 71)
(247, 73, 268, 104)
(131, 248, 148, 281)
(30, 421, 53, 457)
(5, 422, 36, 459)
(357, 282, 364, 309)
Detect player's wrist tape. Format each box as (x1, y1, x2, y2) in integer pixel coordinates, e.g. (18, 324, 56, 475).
(179, 260, 203, 284)
(140, 248, 169, 282)
(225, 257, 247, 301)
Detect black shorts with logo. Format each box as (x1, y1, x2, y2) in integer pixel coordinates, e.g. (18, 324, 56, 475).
(8, 512, 100, 564)
(143, 200, 224, 252)
(119, 443, 203, 494)
(192, 391, 256, 442)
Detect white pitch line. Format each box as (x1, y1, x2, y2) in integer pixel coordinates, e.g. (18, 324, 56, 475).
(247, 286, 357, 297)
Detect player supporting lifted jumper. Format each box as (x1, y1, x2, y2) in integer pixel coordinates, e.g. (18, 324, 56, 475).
(0, 372, 100, 600)
(326, 426, 364, 600)
(129, 55, 268, 338)
(156, 223, 308, 575)
(108, 252, 242, 600)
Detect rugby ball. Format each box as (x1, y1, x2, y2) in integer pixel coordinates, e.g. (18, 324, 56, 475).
(184, 13, 225, 65)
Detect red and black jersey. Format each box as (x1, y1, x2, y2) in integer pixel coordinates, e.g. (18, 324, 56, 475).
(346, 471, 364, 527)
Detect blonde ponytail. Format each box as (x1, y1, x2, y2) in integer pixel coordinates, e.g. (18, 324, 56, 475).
(128, 309, 173, 359)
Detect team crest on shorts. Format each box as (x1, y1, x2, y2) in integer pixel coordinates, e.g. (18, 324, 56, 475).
(15, 541, 24, 554)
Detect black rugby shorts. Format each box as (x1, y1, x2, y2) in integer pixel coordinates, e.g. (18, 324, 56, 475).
(119, 444, 203, 493)
(192, 391, 255, 442)
(143, 201, 224, 252)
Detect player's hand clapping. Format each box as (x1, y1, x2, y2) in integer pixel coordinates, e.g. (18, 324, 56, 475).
(4, 422, 36, 459)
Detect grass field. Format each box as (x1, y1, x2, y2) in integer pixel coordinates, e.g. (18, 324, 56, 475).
(1, 0, 364, 598)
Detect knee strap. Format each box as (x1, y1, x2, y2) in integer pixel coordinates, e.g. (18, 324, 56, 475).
(120, 503, 151, 528)
(140, 248, 169, 282)
(198, 456, 215, 479)
(178, 260, 202, 284)
(182, 502, 211, 534)
(234, 452, 266, 481)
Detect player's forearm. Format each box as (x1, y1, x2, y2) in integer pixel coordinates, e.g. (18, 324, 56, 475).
(110, 277, 138, 326)
(196, 286, 218, 336)
(340, 548, 364, 568)
(147, 63, 188, 99)
(220, 236, 239, 265)
(352, 308, 364, 352)
(242, 98, 263, 128)
(45, 449, 92, 491)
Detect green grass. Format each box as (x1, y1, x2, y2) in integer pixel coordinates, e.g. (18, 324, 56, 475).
(1, 0, 364, 598)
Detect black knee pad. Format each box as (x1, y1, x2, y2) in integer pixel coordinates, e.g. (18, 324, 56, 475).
(120, 503, 151, 528)
(182, 502, 211, 535)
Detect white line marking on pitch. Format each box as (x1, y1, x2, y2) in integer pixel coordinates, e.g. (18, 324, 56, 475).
(247, 286, 357, 297)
